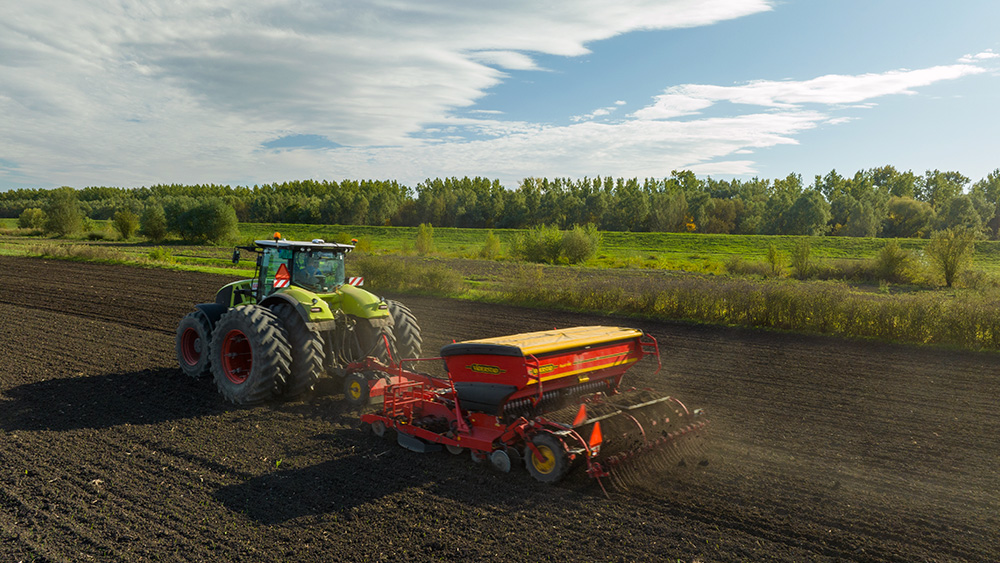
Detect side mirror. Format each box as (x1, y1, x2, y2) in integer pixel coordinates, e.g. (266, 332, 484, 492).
(231, 249, 241, 265)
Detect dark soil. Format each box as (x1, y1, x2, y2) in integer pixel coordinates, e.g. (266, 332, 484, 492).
(1, 256, 997, 562)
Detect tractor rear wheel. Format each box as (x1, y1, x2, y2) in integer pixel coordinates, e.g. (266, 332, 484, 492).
(210, 305, 292, 405)
(525, 433, 572, 483)
(269, 302, 324, 399)
(386, 300, 422, 361)
(176, 311, 212, 378)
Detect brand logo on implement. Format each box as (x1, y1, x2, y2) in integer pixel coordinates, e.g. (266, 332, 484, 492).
(531, 364, 556, 376)
(467, 363, 505, 375)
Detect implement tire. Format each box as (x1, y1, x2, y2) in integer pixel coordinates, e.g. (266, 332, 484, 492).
(269, 302, 324, 399)
(210, 305, 291, 405)
(387, 299, 422, 361)
(176, 311, 212, 378)
(525, 433, 572, 484)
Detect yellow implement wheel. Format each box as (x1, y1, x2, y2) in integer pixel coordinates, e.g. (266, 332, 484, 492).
(343, 372, 369, 407)
(525, 433, 571, 483)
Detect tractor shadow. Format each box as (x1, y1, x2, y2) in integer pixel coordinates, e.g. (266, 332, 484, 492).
(0, 367, 225, 431)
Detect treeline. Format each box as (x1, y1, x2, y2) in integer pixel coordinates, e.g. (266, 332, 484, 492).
(3, 166, 1000, 238)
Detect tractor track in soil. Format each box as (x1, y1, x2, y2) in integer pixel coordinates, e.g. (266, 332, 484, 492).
(0, 255, 998, 562)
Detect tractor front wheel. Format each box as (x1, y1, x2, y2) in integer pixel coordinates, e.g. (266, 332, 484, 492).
(210, 305, 292, 405)
(176, 311, 212, 378)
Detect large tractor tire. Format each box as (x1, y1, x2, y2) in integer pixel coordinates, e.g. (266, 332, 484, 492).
(210, 305, 292, 405)
(386, 299, 422, 361)
(176, 311, 212, 378)
(269, 302, 324, 399)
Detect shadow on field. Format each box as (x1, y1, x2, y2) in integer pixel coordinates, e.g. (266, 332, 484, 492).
(0, 367, 223, 431)
(214, 430, 595, 525)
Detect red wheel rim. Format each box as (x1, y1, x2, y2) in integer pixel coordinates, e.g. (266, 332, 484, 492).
(180, 327, 201, 366)
(221, 329, 252, 384)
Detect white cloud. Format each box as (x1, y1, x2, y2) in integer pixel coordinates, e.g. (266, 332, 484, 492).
(634, 64, 988, 119)
(0, 0, 994, 190)
(959, 49, 999, 63)
(0, 0, 774, 187)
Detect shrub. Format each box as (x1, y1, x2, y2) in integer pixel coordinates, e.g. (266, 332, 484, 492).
(353, 255, 464, 295)
(873, 240, 914, 284)
(113, 209, 140, 240)
(510, 224, 599, 265)
(511, 224, 562, 263)
(479, 230, 502, 260)
(415, 223, 434, 255)
(765, 243, 783, 276)
(18, 208, 47, 229)
(560, 224, 601, 264)
(140, 205, 168, 242)
(173, 198, 239, 244)
(148, 246, 176, 263)
(44, 187, 83, 236)
(925, 227, 977, 287)
(790, 239, 813, 280)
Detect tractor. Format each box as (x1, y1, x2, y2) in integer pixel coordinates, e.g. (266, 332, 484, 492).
(175, 233, 422, 404)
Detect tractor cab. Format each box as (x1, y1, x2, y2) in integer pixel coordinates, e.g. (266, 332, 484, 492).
(233, 234, 356, 301)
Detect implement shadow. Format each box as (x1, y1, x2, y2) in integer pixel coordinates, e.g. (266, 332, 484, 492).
(214, 429, 592, 525)
(0, 367, 223, 431)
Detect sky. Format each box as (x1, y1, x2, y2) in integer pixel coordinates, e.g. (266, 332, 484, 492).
(1, 0, 998, 192)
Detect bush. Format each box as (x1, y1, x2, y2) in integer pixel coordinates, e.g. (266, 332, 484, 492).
(415, 223, 434, 255)
(726, 255, 781, 278)
(765, 243, 783, 276)
(148, 246, 176, 263)
(140, 205, 168, 242)
(790, 239, 814, 280)
(44, 187, 83, 236)
(173, 198, 239, 244)
(353, 255, 464, 295)
(873, 240, 914, 284)
(479, 230, 502, 260)
(925, 227, 977, 287)
(113, 209, 140, 240)
(510, 224, 599, 265)
(511, 224, 563, 263)
(560, 224, 601, 264)
(18, 208, 47, 229)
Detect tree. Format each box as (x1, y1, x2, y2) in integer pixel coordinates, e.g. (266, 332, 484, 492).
(17, 207, 46, 229)
(415, 223, 434, 255)
(113, 209, 140, 239)
(937, 195, 983, 233)
(882, 197, 935, 238)
(970, 169, 1000, 238)
(44, 187, 83, 236)
(781, 191, 831, 235)
(925, 227, 977, 287)
(174, 198, 239, 244)
(140, 204, 168, 242)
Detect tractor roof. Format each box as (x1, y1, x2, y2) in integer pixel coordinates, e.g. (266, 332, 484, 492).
(254, 239, 354, 252)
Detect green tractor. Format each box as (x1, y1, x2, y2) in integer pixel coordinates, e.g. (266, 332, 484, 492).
(175, 234, 422, 405)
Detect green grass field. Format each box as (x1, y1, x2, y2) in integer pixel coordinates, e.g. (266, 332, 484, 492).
(6, 218, 1000, 273)
(6, 220, 1000, 350)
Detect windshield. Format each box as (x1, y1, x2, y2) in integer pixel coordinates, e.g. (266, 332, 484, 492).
(292, 250, 346, 291)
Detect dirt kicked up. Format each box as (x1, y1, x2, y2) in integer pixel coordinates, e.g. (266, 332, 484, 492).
(0, 255, 998, 562)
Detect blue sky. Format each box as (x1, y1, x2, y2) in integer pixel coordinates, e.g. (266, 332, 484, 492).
(1, 0, 997, 191)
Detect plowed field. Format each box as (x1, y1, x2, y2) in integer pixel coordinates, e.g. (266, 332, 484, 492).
(1, 256, 998, 562)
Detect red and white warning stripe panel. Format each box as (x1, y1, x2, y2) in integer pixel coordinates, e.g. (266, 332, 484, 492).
(273, 278, 290, 288)
(347, 276, 364, 286)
